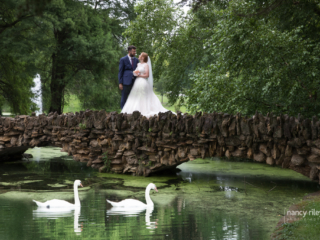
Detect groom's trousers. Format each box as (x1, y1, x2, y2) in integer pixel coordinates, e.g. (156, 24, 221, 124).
(120, 84, 133, 109)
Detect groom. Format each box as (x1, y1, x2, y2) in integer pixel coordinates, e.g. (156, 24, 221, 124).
(118, 45, 139, 109)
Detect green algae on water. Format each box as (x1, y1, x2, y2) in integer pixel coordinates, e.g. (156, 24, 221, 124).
(25, 146, 71, 161)
(0, 180, 43, 186)
(47, 183, 67, 188)
(97, 172, 176, 188)
(0, 190, 89, 202)
(0, 146, 319, 240)
(178, 158, 311, 181)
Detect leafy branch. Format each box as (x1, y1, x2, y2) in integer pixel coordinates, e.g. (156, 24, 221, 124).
(102, 151, 110, 172)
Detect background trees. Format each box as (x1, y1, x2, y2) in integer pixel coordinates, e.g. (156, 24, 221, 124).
(187, 0, 320, 117)
(1, 0, 319, 117)
(126, 0, 320, 117)
(0, 0, 39, 114)
(124, 0, 214, 106)
(0, 0, 137, 115)
(36, 0, 122, 114)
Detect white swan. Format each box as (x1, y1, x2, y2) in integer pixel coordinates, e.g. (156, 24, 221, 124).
(107, 207, 146, 216)
(33, 180, 83, 208)
(107, 183, 158, 208)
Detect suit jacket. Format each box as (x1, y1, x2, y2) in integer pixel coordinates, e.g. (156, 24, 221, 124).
(118, 55, 139, 85)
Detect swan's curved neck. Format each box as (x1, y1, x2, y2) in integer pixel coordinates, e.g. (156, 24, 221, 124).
(145, 185, 153, 206)
(74, 183, 80, 207)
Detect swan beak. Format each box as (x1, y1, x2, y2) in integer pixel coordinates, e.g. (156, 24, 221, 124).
(80, 183, 83, 187)
(154, 187, 158, 192)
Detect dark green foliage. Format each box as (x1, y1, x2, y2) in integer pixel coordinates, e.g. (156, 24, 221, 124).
(36, 0, 122, 114)
(188, 0, 320, 117)
(1, 0, 138, 115)
(0, 0, 38, 114)
(102, 151, 110, 172)
(154, 77, 166, 103)
(126, 0, 320, 117)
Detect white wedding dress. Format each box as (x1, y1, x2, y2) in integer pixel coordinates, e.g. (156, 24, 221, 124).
(121, 61, 170, 118)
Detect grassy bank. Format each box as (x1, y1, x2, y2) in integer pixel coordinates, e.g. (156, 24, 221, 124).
(272, 192, 320, 240)
(63, 92, 188, 114)
(63, 94, 83, 113)
(154, 91, 188, 113)
(2, 91, 188, 115)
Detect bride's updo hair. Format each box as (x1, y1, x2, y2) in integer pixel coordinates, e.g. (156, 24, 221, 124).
(141, 52, 148, 62)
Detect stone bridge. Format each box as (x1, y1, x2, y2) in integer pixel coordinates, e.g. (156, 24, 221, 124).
(1, 110, 320, 181)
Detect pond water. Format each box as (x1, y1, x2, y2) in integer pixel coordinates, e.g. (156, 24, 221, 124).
(0, 147, 318, 240)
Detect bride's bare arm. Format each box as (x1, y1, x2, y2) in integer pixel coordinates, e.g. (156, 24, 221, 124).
(138, 64, 149, 78)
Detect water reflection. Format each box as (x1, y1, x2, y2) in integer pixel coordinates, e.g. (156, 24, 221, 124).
(33, 207, 82, 235)
(177, 172, 193, 183)
(74, 208, 82, 234)
(107, 206, 157, 231)
(0, 147, 319, 239)
(107, 206, 147, 216)
(33, 207, 74, 219)
(145, 207, 157, 230)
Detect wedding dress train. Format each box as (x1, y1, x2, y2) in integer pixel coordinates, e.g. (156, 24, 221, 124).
(121, 61, 171, 118)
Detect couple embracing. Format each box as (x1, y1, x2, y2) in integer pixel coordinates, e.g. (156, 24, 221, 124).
(118, 45, 171, 117)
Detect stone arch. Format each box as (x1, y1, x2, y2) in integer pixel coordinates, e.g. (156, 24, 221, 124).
(1, 110, 320, 180)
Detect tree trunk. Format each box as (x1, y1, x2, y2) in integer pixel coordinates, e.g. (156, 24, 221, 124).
(49, 52, 66, 114)
(49, 79, 65, 114)
(49, 29, 67, 114)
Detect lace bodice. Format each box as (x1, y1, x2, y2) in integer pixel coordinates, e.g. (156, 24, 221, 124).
(136, 63, 147, 75)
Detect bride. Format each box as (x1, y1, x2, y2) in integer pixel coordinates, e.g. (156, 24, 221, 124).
(121, 52, 171, 118)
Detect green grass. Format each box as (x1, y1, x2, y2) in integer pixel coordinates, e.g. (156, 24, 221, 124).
(154, 91, 188, 113)
(63, 92, 189, 114)
(3, 91, 188, 115)
(273, 195, 320, 240)
(63, 95, 83, 113)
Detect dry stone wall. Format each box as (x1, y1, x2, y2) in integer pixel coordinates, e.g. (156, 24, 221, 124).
(1, 110, 320, 180)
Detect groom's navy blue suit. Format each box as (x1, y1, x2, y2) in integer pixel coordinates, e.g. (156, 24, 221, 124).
(118, 55, 139, 109)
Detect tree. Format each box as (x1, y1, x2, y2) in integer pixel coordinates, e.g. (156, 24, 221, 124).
(154, 76, 166, 104)
(0, 0, 39, 114)
(35, 0, 121, 114)
(126, 0, 320, 117)
(97, 0, 138, 44)
(124, 0, 215, 106)
(1, 0, 139, 115)
(187, 0, 320, 117)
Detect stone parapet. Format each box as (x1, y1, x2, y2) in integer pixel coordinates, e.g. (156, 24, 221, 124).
(0, 110, 320, 180)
